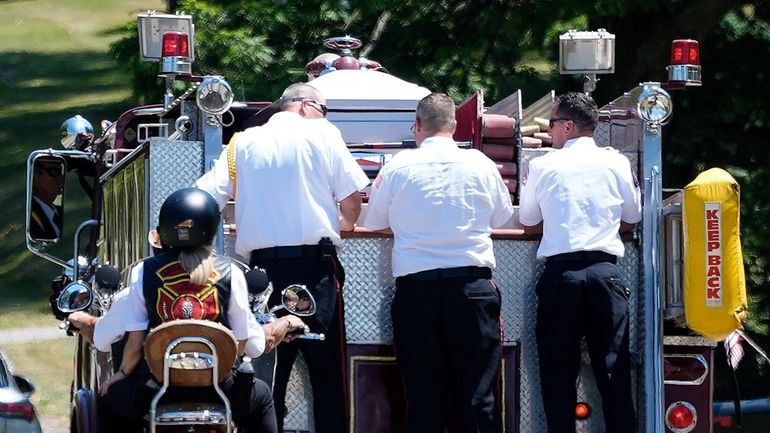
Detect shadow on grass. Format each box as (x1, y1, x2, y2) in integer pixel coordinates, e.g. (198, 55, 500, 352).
(0, 50, 142, 305)
(0, 51, 132, 106)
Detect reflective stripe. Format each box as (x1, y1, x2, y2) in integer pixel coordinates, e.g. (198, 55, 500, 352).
(227, 132, 238, 196)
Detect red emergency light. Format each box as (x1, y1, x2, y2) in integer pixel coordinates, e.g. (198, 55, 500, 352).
(667, 39, 701, 86)
(160, 31, 192, 75)
(671, 39, 699, 66)
(162, 31, 190, 58)
(665, 401, 697, 433)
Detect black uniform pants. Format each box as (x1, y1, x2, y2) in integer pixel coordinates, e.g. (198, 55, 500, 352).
(97, 363, 277, 433)
(392, 268, 503, 433)
(535, 255, 636, 433)
(250, 250, 348, 433)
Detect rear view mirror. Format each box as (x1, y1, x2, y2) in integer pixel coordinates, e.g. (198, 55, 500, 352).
(281, 284, 317, 316)
(57, 281, 93, 313)
(27, 155, 66, 243)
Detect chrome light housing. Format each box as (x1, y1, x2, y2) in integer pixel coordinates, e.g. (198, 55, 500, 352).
(637, 83, 673, 124)
(196, 76, 234, 115)
(60, 115, 94, 150)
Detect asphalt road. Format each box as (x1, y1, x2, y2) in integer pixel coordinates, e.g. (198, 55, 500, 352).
(0, 326, 64, 344)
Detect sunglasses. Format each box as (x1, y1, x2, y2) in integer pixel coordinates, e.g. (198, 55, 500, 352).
(291, 97, 328, 117)
(36, 167, 64, 177)
(548, 118, 571, 128)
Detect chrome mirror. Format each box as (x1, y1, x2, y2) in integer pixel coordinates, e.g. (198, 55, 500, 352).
(281, 284, 317, 316)
(57, 281, 93, 313)
(27, 155, 66, 244)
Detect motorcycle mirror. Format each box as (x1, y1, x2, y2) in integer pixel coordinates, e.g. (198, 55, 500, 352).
(94, 264, 121, 293)
(27, 155, 67, 244)
(57, 281, 93, 313)
(281, 284, 316, 317)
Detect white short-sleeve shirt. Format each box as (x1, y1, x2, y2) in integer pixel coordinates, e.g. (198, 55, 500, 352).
(196, 111, 369, 256)
(364, 136, 514, 277)
(93, 260, 266, 358)
(518, 136, 642, 259)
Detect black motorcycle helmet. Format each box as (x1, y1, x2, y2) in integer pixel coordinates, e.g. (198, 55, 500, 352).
(157, 188, 220, 249)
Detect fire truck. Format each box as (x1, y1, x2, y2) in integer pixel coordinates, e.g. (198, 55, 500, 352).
(24, 11, 734, 433)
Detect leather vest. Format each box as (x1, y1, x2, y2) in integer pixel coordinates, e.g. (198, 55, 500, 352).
(142, 252, 233, 330)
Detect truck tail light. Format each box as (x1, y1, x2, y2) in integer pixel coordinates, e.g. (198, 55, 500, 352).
(713, 414, 733, 428)
(663, 354, 708, 385)
(162, 31, 190, 58)
(575, 402, 591, 420)
(671, 39, 699, 66)
(665, 401, 697, 433)
(0, 401, 36, 421)
(160, 31, 192, 75)
(667, 39, 701, 86)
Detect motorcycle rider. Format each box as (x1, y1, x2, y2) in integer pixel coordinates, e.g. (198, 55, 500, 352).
(69, 187, 303, 433)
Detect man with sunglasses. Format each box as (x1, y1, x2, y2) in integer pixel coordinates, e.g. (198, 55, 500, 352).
(518, 92, 641, 433)
(196, 82, 368, 433)
(30, 158, 65, 240)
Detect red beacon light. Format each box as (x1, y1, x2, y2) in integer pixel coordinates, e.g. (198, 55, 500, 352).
(667, 39, 701, 86)
(160, 31, 192, 75)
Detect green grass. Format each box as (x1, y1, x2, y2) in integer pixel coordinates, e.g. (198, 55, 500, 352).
(0, 1, 163, 431)
(0, 0, 163, 300)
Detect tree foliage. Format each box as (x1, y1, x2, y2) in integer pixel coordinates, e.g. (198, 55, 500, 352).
(111, 0, 770, 397)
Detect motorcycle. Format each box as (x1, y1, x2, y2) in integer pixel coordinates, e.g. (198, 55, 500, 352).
(57, 269, 321, 433)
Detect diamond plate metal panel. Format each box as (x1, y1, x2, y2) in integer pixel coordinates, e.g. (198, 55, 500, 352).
(284, 352, 315, 432)
(339, 238, 396, 342)
(148, 139, 205, 229)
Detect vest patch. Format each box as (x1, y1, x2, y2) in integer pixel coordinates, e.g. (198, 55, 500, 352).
(154, 261, 221, 322)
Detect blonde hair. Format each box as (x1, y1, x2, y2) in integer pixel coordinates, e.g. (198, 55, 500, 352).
(179, 246, 215, 286)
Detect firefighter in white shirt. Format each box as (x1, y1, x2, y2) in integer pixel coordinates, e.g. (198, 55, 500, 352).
(364, 93, 514, 433)
(196, 83, 369, 433)
(518, 92, 642, 433)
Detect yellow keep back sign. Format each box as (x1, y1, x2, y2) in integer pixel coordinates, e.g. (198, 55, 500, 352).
(682, 168, 748, 341)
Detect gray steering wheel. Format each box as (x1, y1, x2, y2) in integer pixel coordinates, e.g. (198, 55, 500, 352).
(323, 36, 362, 52)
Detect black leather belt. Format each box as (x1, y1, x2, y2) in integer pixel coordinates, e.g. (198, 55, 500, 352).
(396, 266, 492, 284)
(250, 244, 324, 261)
(546, 251, 617, 264)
